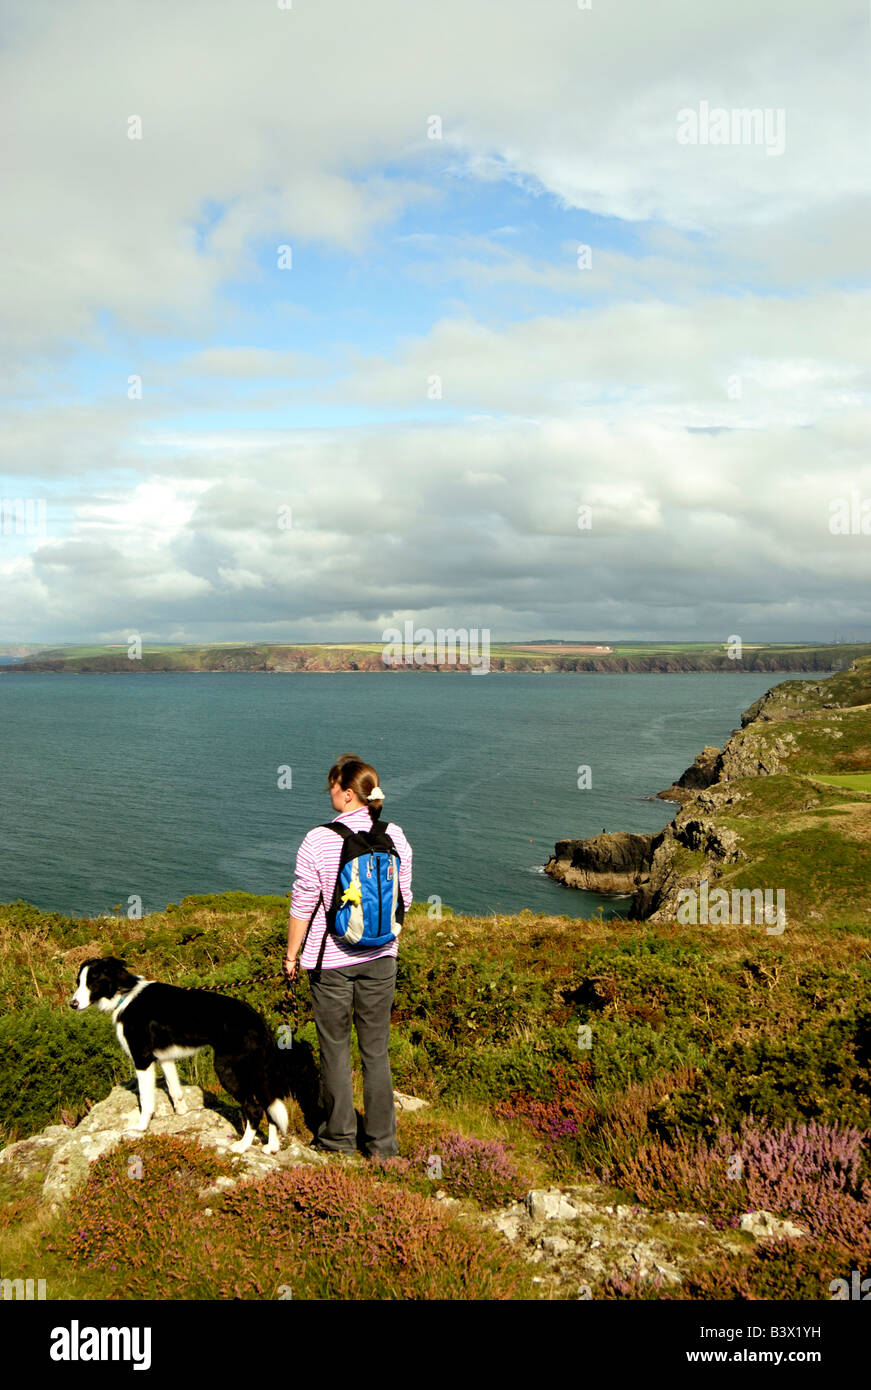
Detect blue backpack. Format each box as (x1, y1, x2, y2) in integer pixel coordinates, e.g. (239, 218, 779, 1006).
(311, 821, 404, 968)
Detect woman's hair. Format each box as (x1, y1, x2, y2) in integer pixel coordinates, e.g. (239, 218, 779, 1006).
(326, 753, 383, 822)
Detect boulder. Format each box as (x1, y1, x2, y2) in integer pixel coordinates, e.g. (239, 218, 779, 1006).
(544, 832, 658, 894)
(525, 1187, 584, 1222)
(393, 1090, 430, 1112)
(1, 1083, 326, 1209)
(739, 1210, 807, 1241)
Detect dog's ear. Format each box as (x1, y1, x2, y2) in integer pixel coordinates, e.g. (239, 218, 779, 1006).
(104, 958, 140, 992)
(81, 956, 140, 995)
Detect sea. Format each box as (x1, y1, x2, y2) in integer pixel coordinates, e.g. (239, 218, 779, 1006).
(0, 671, 810, 921)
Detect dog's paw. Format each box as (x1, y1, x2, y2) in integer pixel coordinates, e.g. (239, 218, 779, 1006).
(263, 1139, 280, 1155)
(173, 1099, 188, 1116)
(131, 1116, 152, 1133)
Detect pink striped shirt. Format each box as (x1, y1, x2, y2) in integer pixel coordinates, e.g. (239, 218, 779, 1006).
(291, 806, 413, 970)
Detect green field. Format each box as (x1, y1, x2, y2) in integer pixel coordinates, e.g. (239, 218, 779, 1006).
(812, 773, 871, 792)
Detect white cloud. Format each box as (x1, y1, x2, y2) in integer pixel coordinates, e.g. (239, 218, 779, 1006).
(2, 0, 869, 643)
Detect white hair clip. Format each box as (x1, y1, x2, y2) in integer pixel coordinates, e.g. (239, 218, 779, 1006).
(367, 787, 384, 800)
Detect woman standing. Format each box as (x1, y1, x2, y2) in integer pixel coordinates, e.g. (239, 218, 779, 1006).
(284, 754, 412, 1158)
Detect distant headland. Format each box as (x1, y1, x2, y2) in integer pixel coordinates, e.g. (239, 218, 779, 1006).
(0, 639, 868, 675)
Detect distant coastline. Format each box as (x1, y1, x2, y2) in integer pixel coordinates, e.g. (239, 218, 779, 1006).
(0, 640, 867, 676)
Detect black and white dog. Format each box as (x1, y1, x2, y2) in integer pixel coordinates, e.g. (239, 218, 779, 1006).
(70, 957, 289, 1154)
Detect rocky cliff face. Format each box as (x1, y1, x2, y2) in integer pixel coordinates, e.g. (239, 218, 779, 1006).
(629, 791, 744, 921)
(545, 657, 871, 922)
(657, 745, 723, 802)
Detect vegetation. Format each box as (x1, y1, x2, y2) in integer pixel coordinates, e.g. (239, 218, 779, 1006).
(1, 659, 869, 1299)
(43, 1134, 532, 1300)
(1, 880, 868, 1299)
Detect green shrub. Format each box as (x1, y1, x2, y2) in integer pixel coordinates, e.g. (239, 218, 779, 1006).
(431, 1036, 581, 1104)
(702, 1012, 871, 1132)
(0, 1004, 126, 1144)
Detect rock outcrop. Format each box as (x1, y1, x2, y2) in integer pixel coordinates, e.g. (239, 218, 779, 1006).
(483, 1183, 806, 1296)
(544, 831, 658, 894)
(0, 1082, 434, 1210)
(630, 804, 744, 921)
(0, 1083, 326, 1209)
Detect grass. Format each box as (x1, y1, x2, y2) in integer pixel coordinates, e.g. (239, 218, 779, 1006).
(813, 773, 871, 792)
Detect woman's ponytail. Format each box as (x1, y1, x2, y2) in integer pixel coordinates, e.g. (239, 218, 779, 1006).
(327, 754, 384, 823)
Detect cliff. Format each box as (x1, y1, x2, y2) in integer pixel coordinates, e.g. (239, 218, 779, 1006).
(545, 657, 871, 924)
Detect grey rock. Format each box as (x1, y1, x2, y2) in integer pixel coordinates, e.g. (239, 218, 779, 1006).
(0, 1132, 68, 1182)
(492, 1214, 523, 1241)
(541, 1235, 573, 1255)
(525, 1188, 583, 1222)
(393, 1090, 430, 1112)
(544, 832, 657, 894)
(739, 1210, 807, 1241)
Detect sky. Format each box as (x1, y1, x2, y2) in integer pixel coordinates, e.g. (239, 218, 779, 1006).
(1, 0, 869, 646)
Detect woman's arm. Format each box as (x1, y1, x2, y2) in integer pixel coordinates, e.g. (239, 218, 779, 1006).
(284, 915, 309, 978)
(392, 825, 413, 912)
(284, 833, 321, 977)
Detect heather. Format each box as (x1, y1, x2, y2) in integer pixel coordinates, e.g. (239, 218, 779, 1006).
(379, 1122, 532, 1207)
(493, 1061, 596, 1175)
(607, 1119, 871, 1255)
(49, 1134, 533, 1300)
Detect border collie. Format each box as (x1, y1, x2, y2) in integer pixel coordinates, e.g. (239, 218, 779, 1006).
(70, 957, 289, 1154)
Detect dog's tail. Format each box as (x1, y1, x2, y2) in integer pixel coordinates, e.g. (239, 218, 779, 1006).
(267, 1097, 289, 1135)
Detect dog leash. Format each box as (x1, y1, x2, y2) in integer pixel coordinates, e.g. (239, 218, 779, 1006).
(183, 968, 299, 1035)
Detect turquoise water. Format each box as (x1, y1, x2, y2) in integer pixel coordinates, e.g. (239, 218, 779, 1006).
(0, 672, 801, 919)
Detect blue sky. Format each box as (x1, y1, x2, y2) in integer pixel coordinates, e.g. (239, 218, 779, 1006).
(1, 0, 869, 646)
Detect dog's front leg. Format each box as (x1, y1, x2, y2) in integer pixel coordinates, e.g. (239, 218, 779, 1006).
(132, 1063, 156, 1131)
(160, 1060, 188, 1114)
(231, 1121, 256, 1155)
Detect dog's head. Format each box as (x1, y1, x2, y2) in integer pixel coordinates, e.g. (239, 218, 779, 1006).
(70, 957, 141, 1012)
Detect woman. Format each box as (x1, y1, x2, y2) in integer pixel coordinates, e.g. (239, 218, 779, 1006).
(284, 754, 412, 1158)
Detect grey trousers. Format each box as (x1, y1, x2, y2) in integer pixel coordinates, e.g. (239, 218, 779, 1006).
(307, 953, 398, 1157)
